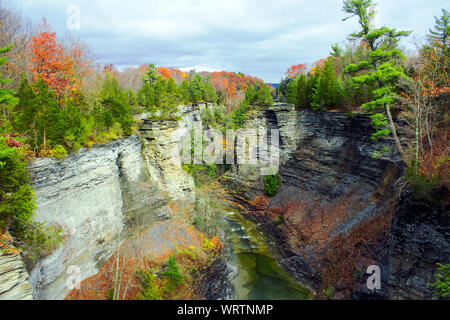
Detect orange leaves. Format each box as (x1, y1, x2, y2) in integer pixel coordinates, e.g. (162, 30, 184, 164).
(285, 64, 307, 78)
(27, 19, 74, 97)
(0, 231, 20, 255)
(310, 59, 327, 75)
(158, 67, 172, 80)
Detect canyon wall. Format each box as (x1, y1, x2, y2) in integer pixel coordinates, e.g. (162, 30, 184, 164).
(24, 104, 220, 300)
(223, 104, 449, 299)
(27, 135, 161, 299)
(0, 253, 33, 300)
(2, 102, 447, 300)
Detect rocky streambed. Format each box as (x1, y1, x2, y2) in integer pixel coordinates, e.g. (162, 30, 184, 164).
(217, 207, 313, 300)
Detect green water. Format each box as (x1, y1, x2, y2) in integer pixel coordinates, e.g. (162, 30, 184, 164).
(217, 209, 313, 300)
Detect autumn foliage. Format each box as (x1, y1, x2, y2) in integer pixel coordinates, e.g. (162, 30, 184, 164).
(285, 64, 307, 78)
(27, 19, 74, 98)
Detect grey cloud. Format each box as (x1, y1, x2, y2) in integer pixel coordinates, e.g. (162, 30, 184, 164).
(11, 0, 449, 82)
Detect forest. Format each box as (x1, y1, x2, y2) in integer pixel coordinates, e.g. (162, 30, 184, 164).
(0, 0, 449, 300)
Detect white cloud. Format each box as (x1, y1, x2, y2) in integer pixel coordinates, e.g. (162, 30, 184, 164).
(11, 0, 450, 82)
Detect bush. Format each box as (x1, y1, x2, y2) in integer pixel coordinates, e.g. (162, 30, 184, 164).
(0, 136, 62, 258)
(406, 164, 442, 201)
(429, 263, 450, 298)
(273, 215, 285, 226)
(135, 269, 163, 300)
(264, 174, 282, 196)
(49, 145, 67, 159)
(161, 255, 183, 291)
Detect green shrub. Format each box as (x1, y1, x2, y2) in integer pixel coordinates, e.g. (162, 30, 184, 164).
(161, 255, 183, 291)
(273, 215, 285, 226)
(264, 174, 282, 196)
(0, 136, 62, 259)
(429, 263, 450, 298)
(49, 145, 67, 159)
(193, 216, 206, 230)
(406, 164, 442, 201)
(324, 286, 335, 299)
(135, 269, 163, 300)
(345, 112, 355, 119)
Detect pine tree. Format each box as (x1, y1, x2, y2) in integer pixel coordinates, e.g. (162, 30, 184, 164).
(143, 63, 159, 86)
(179, 80, 190, 103)
(342, 0, 411, 158)
(320, 58, 341, 108)
(286, 77, 299, 106)
(167, 78, 178, 94)
(257, 84, 273, 105)
(297, 74, 309, 108)
(189, 74, 203, 103)
(428, 9, 450, 50)
(311, 77, 322, 111)
(0, 43, 18, 134)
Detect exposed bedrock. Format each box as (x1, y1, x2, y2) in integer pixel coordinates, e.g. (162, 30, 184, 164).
(222, 104, 449, 299)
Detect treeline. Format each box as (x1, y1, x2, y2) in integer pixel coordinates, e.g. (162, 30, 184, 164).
(137, 64, 219, 119)
(279, 2, 449, 202)
(278, 43, 379, 112)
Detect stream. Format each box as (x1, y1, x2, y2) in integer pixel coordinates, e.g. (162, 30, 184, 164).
(215, 205, 313, 300)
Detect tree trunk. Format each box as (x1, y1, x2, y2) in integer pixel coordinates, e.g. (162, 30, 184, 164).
(385, 104, 404, 160)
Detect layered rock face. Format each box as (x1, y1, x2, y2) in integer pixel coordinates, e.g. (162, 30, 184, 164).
(0, 253, 33, 300)
(223, 104, 448, 299)
(23, 104, 220, 300)
(27, 135, 164, 300)
(387, 194, 449, 299)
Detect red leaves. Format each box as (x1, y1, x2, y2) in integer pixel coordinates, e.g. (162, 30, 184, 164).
(285, 64, 307, 78)
(27, 19, 74, 97)
(3, 133, 23, 148)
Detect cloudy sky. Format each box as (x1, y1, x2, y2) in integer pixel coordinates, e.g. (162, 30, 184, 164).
(10, 0, 448, 82)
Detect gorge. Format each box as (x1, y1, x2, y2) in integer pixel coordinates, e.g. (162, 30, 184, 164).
(0, 103, 448, 300)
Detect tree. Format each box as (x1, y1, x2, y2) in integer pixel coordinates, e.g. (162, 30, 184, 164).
(342, 0, 411, 158)
(286, 64, 307, 79)
(15, 78, 63, 153)
(179, 79, 190, 103)
(286, 77, 299, 105)
(256, 84, 273, 105)
(189, 74, 203, 103)
(143, 63, 160, 86)
(0, 134, 61, 256)
(400, 21, 449, 181)
(428, 9, 450, 50)
(27, 19, 74, 98)
(0, 43, 18, 133)
(430, 263, 450, 298)
(99, 73, 133, 135)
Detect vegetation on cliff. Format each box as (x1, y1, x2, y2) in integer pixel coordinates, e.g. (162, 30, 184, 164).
(279, 0, 449, 199)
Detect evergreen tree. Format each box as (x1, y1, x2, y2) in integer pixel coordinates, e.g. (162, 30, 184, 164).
(15, 78, 62, 152)
(179, 79, 190, 103)
(256, 84, 273, 105)
(286, 77, 299, 105)
(428, 9, 450, 50)
(99, 74, 133, 135)
(342, 0, 411, 157)
(311, 77, 322, 111)
(189, 74, 203, 103)
(167, 78, 178, 94)
(143, 63, 159, 86)
(0, 43, 18, 134)
(297, 74, 309, 108)
(320, 58, 341, 108)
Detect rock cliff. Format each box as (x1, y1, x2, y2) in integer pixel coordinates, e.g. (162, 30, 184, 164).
(23, 104, 225, 300)
(222, 104, 449, 299)
(0, 253, 33, 300)
(27, 135, 164, 299)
